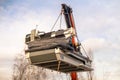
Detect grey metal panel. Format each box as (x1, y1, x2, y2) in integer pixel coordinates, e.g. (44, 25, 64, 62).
(30, 49, 55, 56)
(57, 53, 84, 67)
(27, 49, 57, 64)
(30, 53, 56, 63)
(25, 48, 92, 73)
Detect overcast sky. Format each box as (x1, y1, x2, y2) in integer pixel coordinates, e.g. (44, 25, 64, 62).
(0, 0, 120, 80)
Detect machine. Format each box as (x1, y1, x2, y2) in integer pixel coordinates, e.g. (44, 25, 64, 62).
(25, 4, 92, 80)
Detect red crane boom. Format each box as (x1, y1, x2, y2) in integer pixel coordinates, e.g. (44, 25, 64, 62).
(62, 4, 78, 80)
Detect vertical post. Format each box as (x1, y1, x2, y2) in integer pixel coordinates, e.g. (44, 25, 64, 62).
(30, 29, 36, 41)
(70, 72, 78, 80)
(61, 4, 79, 80)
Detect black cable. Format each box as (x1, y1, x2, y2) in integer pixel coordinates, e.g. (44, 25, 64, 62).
(50, 12, 62, 31)
(59, 12, 62, 29)
(75, 31, 90, 59)
(81, 44, 89, 59)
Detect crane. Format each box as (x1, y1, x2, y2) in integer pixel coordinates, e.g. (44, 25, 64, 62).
(62, 4, 80, 80)
(25, 4, 92, 80)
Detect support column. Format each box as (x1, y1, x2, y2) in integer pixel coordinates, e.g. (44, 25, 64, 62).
(70, 72, 78, 80)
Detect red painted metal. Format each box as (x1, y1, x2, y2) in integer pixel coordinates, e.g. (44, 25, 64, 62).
(61, 4, 79, 80)
(70, 12, 75, 29)
(69, 5, 78, 80)
(70, 72, 78, 80)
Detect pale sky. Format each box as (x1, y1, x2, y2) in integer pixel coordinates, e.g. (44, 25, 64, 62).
(0, 0, 120, 80)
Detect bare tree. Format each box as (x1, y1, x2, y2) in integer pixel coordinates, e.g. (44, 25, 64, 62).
(78, 72, 86, 80)
(87, 48, 94, 80)
(12, 54, 28, 80)
(77, 48, 96, 80)
(12, 54, 47, 80)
